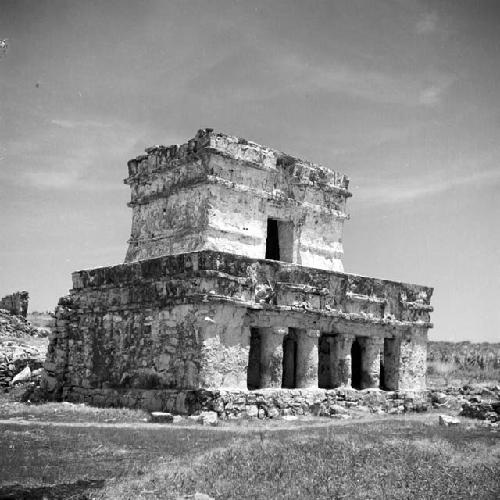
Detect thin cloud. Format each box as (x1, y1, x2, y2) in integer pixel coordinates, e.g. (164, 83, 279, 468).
(7, 119, 138, 192)
(51, 119, 112, 129)
(416, 12, 439, 35)
(291, 57, 454, 107)
(194, 48, 455, 108)
(355, 168, 500, 206)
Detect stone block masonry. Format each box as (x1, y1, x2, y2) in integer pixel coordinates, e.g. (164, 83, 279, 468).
(124, 129, 350, 271)
(42, 129, 434, 416)
(0, 291, 29, 318)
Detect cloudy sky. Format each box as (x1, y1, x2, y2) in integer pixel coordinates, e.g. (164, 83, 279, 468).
(1, 0, 499, 341)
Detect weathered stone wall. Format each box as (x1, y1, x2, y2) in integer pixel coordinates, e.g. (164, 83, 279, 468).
(0, 291, 29, 318)
(124, 129, 350, 271)
(43, 299, 252, 397)
(42, 251, 432, 398)
(69, 251, 433, 328)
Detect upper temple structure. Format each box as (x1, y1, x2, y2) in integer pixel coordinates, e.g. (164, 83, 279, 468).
(124, 129, 350, 270)
(43, 129, 434, 417)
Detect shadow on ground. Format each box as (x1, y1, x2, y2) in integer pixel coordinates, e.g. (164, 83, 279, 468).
(0, 479, 104, 500)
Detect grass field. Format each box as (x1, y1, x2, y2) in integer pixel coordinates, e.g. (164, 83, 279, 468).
(0, 406, 499, 500)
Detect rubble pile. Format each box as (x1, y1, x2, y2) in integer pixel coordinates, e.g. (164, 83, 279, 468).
(0, 339, 46, 387)
(461, 398, 500, 423)
(0, 309, 41, 337)
(0, 309, 48, 388)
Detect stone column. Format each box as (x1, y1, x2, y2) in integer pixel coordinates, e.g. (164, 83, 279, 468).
(358, 337, 383, 389)
(259, 327, 285, 388)
(318, 335, 333, 388)
(331, 334, 354, 387)
(295, 329, 319, 388)
(382, 337, 399, 390)
(396, 328, 427, 391)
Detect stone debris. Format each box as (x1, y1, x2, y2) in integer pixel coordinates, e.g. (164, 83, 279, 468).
(200, 411, 218, 426)
(11, 365, 31, 385)
(329, 404, 348, 415)
(0, 338, 46, 387)
(439, 414, 460, 426)
(431, 392, 449, 405)
(0, 309, 40, 338)
(177, 493, 215, 500)
(150, 411, 174, 423)
(461, 400, 500, 423)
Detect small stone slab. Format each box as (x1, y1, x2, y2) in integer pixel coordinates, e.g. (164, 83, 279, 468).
(11, 365, 31, 385)
(151, 412, 174, 423)
(200, 411, 218, 426)
(439, 414, 460, 426)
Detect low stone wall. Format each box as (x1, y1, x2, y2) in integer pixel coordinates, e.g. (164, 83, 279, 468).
(59, 387, 429, 418)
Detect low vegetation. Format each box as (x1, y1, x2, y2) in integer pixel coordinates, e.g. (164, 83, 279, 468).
(427, 341, 500, 387)
(0, 412, 499, 499)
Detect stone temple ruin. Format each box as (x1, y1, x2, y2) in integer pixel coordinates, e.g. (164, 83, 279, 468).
(43, 129, 433, 416)
(0, 291, 29, 318)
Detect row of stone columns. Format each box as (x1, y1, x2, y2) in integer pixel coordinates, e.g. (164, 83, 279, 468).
(253, 327, 387, 390)
(322, 335, 384, 389)
(257, 327, 320, 389)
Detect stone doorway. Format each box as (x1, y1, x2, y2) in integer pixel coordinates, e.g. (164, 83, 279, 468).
(265, 218, 294, 262)
(351, 338, 363, 389)
(265, 219, 280, 260)
(282, 332, 297, 388)
(246, 328, 261, 390)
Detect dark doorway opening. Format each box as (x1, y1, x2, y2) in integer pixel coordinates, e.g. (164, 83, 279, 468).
(265, 218, 280, 260)
(247, 328, 261, 390)
(351, 338, 362, 389)
(379, 340, 388, 390)
(282, 334, 297, 388)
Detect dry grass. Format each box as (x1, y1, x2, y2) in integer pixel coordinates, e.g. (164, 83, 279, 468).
(0, 412, 498, 500)
(0, 400, 151, 423)
(93, 419, 500, 500)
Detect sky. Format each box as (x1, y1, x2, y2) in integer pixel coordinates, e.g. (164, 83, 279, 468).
(0, 0, 499, 342)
